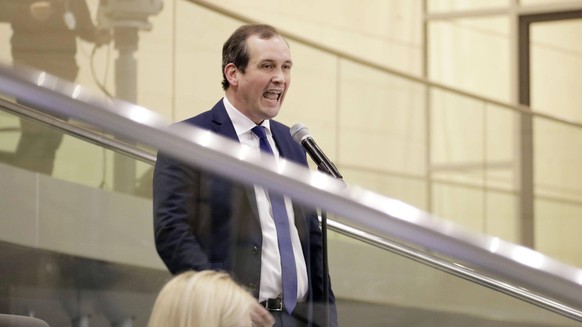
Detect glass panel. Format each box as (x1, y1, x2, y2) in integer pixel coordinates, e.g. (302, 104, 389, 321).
(0, 114, 70, 177)
(0, 104, 164, 326)
(430, 88, 486, 230)
(338, 60, 427, 177)
(2, 79, 582, 327)
(534, 117, 582, 267)
(484, 103, 516, 191)
(328, 228, 578, 326)
(336, 59, 428, 212)
(428, 17, 511, 102)
(344, 167, 429, 211)
(0, 109, 19, 153)
(0, 106, 153, 197)
(430, 89, 486, 170)
(429, 90, 518, 239)
(531, 18, 582, 123)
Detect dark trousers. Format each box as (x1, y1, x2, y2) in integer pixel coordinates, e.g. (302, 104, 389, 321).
(271, 311, 308, 327)
(13, 118, 64, 175)
(9, 54, 78, 175)
(270, 302, 324, 327)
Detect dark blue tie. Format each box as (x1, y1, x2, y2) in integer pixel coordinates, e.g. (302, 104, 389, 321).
(251, 125, 298, 314)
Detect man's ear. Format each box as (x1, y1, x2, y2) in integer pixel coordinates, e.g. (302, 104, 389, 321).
(224, 63, 239, 86)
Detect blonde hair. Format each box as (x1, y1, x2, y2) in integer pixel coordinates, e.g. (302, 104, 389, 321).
(148, 270, 255, 327)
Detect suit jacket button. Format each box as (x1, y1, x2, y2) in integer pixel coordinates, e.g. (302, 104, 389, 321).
(248, 283, 257, 292)
(251, 246, 259, 255)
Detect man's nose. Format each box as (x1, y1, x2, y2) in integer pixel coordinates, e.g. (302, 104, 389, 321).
(272, 68, 286, 83)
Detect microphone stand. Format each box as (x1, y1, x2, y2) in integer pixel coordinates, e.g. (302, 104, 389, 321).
(317, 167, 343, 327)
(321, 207, 330, 327)
(291, 124, 342, 327)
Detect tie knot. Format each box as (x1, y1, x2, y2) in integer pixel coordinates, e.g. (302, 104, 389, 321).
(252, 125, 274, 154)
(252, 125, 267, 139)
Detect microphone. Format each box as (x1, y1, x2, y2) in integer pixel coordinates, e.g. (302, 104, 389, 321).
(290, 123, 343, 179)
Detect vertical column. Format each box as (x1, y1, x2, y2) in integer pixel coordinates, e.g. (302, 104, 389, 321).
(113, 27, 138, 194)
(517, 13, 535, 248)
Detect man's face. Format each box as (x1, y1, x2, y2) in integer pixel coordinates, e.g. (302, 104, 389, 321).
(229, 35, 292, 124)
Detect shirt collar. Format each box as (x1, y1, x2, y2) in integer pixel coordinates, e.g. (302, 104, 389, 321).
(222, 97, 272, 137)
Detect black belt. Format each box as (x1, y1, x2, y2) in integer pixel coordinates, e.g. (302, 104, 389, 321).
(260, 297, 283, 311)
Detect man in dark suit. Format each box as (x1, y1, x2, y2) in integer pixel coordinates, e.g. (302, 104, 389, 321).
(153, 24, 337, 327)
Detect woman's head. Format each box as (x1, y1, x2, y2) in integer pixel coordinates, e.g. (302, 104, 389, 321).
(148, 270, 255, 327)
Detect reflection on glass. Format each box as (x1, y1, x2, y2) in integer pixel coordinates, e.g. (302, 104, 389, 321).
(428, 17, 510, 102)
(0, 106, 154, 199)
(327, 228, 579, 326)
(0, 112, 66, 175)
(534, 118, 582, 267)
(531, 19, 582, 122)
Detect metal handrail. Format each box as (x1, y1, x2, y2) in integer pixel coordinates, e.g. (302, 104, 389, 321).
(0, 97, 156, 164)
(1, 64, 582, 322)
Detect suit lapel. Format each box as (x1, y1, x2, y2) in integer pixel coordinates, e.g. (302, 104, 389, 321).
(210, 100, 239, 142)
(270, 121, 292, 160)
(209, 100, 261, 221)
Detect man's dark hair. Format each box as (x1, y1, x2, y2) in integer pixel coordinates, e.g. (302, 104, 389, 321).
(221, 24, 281, 90)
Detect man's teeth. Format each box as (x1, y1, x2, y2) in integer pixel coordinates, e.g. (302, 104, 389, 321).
(264, 91, 281, 100)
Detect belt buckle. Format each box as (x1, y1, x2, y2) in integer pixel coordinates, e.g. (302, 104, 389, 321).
(263, 297, 283, 312)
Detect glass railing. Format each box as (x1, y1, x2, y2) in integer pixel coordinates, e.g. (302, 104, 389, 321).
(0, 93, 164, 326)
(1, 64, 582, 326)
(0, 95, 155, 197)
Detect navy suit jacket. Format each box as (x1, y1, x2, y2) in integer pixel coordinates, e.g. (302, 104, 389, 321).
(153, 99, 337, 326)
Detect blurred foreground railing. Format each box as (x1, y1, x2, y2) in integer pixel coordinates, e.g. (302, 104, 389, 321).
(1, 63, 582, 322)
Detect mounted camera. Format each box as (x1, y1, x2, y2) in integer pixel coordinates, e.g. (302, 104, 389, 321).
(97, 0, 163, 31)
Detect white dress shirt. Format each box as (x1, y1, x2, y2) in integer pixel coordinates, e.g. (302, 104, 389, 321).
(223, 97, 308, 302)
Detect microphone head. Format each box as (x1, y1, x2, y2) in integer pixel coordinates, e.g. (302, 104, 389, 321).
(290, 123, 310, 144)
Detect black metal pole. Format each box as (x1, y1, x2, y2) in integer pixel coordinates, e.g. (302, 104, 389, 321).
(321, 208, 329, 327)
